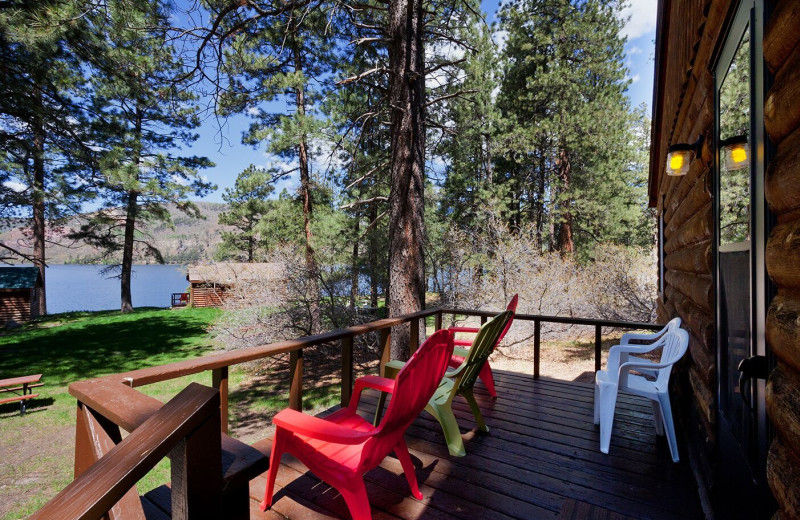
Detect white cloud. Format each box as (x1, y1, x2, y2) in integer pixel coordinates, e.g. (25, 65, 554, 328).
(171, 174, 190, 186)
(247, 107, 260, 117)
(628, 45, 643, 55)
(626, 73, 641, 84)
(492, 29, 509, 52)
(619, 0, 658, 41)
(4, 181, 27, 193)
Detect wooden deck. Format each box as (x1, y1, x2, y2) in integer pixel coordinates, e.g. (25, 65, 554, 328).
(144, 370, 704, 520)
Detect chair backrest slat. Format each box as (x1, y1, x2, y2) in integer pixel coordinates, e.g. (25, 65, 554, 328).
(378, 329, 454, 435)
(458, 310, 514, 391)
(654, 328, 689, 387)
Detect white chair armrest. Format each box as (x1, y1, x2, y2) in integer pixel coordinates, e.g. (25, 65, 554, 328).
(607, 343, 664, 374)
(621, 329, 665, 345)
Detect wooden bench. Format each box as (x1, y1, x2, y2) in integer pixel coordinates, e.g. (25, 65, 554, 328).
(0, 374, 43, 415)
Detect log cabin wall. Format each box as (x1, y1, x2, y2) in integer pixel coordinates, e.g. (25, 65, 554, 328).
(653, 0, 800, 516)
(0, 289, 33, 324)
(189, 284, 227, 308)
(651, 0, 732, 499)
(763, 2, 800, 517)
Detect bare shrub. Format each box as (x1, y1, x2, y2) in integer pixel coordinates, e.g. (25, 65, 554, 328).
(209, 244, 381, 369)
(432, 219, 657, 363)
(582, 243, 657, 323)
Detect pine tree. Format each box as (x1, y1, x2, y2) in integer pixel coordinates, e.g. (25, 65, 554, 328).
(219, 2, 335, 334)
(496, 0, 644, 256)
(72, 0, 213, 312)
(216, 165, 274, 262)
(0, 1, 98, 314)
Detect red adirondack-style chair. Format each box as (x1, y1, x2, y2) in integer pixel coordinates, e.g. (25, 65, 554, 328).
(448, 294, 518, 397)
(261, 329, 455, 520)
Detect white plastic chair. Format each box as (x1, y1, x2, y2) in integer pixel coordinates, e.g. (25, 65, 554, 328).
(608, 317, 682, 378)
(594, 327, 689, 462)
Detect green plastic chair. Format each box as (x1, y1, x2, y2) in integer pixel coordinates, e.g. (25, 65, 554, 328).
(376, 310, 514, 457)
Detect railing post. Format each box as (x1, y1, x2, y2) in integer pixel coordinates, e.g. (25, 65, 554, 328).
(212, 366, 229, 434)
(289, 349, 303, 411)
(170, 399, 223, 520)
(379, 328, 391, 377)
(534, 319, 541, 380)
(409, 319, 419, 355)
(435, 311, 442, 331)
(595, 324, 602, 372)
(341, 336, 353, 407)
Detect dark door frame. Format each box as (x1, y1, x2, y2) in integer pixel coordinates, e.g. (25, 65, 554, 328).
(712, 0, 775, 517)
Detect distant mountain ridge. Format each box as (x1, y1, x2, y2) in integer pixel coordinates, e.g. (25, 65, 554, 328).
(0, 201, 231, 265)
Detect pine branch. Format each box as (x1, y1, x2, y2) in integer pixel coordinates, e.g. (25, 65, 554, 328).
(340, 196, 388, 209)
(425, 57, 467, 76)
(424, 89, 478, 107)
(337, 67, 388, 86)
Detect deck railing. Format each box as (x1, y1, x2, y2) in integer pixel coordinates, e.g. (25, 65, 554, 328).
(53, 306, 662, 519)
(33, 383, 223, 520)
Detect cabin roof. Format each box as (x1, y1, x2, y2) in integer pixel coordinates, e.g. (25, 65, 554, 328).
(187, 262, 285, 284)
(0, 266, 41, 289)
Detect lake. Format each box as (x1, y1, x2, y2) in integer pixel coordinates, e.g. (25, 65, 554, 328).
(39, 264, 189, 314)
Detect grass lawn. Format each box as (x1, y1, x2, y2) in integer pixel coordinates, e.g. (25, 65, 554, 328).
(0, 306, 351, 519)
(0, 307, 223, 519)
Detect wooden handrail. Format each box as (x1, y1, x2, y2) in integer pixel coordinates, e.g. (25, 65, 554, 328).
(48, 306, 662, 519)
(33, 383, 222, 520)
(442, 309, 661, 330)
(112, 308, 437, 388)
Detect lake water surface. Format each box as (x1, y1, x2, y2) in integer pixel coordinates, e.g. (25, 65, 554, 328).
(38, 264, 189, 314)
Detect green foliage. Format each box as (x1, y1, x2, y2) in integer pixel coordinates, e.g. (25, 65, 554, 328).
(494, 0, 652, 257)
(66, 0, 214, 306)
(216, 165, 274, 262)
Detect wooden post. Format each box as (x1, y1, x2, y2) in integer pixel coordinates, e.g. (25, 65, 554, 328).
(341, 336, 353, 407)
(534, 319, 541, 380)
(409, 319, 419, 355)
(435, 311, 442, 331)
(289, 349, 303, 411)
(75, 404, 145, 519)
(170, 404, 223, 520)
(212, 366, 229, 435)
(379, 329, 391, 377)
(595, 325, 602, 373)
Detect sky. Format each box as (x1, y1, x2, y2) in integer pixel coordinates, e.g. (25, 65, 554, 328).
(187, 0, 659, 203)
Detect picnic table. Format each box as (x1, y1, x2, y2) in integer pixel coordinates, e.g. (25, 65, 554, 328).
(0, 374, 42, 415)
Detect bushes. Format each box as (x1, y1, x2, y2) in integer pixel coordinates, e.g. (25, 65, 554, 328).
(427, 219, 657, 347)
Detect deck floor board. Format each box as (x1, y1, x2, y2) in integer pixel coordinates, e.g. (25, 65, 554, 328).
(244, 372, 703, 520)
(142, 370, 703, 519)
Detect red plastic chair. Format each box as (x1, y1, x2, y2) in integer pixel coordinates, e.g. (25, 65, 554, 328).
(260, 329, 455, 520)
(448, 294, 518, 397)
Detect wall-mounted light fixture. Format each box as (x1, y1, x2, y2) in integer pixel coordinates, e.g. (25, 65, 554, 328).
(666, 136, 703, 176)
(720, 135, 749, 171)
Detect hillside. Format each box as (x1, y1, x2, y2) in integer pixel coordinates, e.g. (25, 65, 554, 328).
(0, 201, 231, 264)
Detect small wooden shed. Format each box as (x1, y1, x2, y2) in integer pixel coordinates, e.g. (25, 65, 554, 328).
(650, 0, 799, 518)
(0, 267, 43, 324)
(187, 263, 286, 308)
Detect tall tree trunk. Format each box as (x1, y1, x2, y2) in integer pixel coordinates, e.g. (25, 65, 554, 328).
(350, 212, 360, 309)
(32, 90, 47, 316)
(293, 32, 321, 334)
(120, 190, 138, 312)
(556, 148, 574, 255)
(247, 219, 254, 263)
(387, 0, 426, 360)
(368, 204, 379, 309)
(536, 153, 545, 252)
(121, 110, 144, 313)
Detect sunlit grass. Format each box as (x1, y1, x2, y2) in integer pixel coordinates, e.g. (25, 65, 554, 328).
(0, 306, 356, 518)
